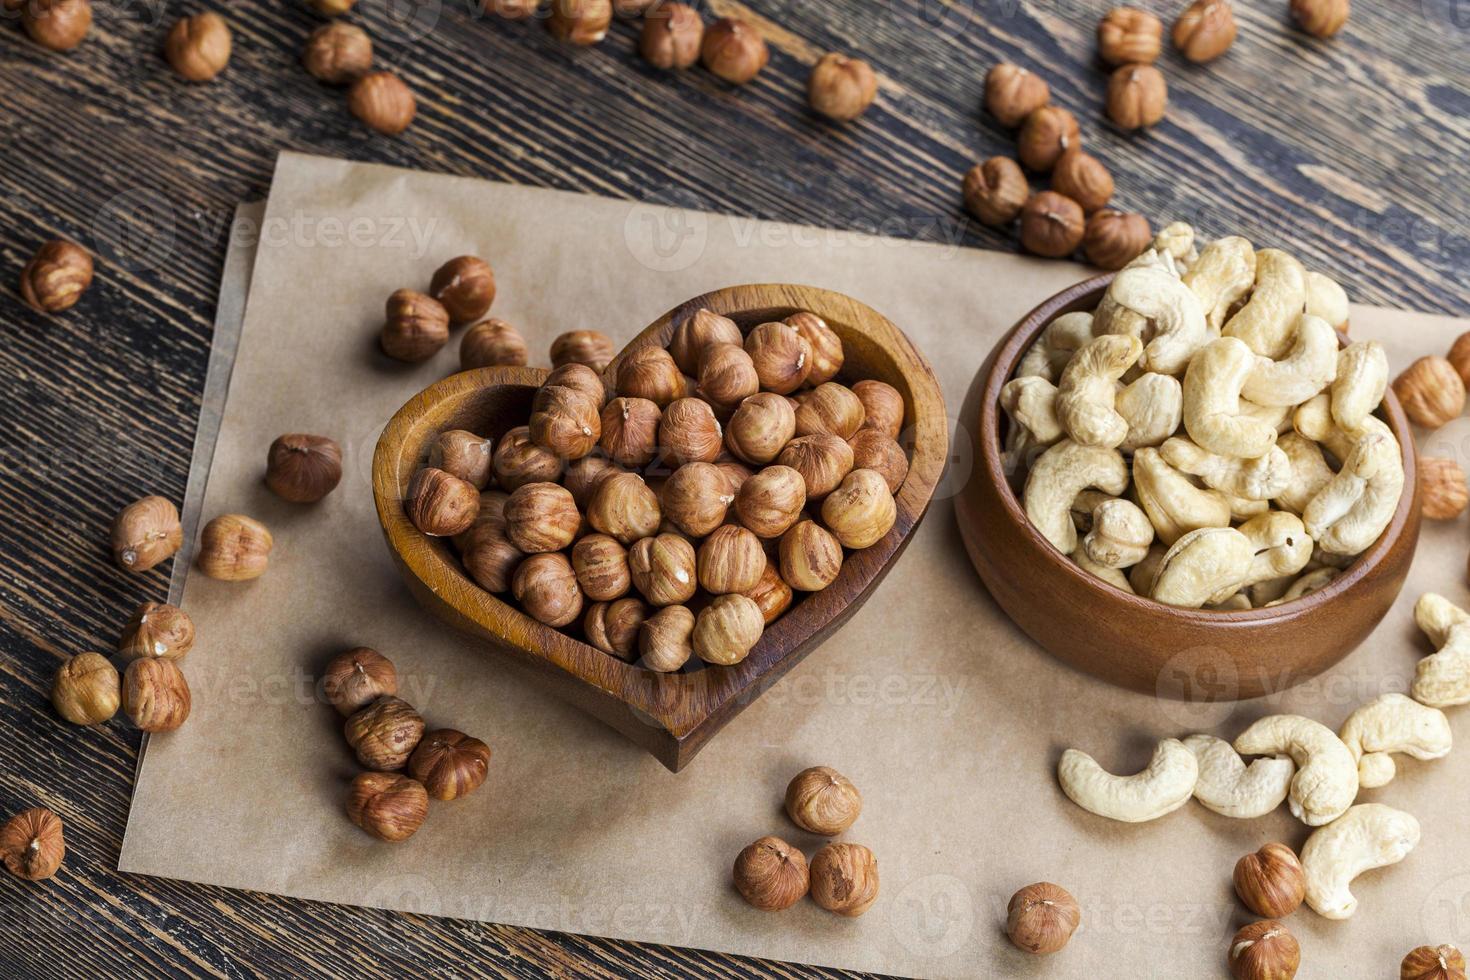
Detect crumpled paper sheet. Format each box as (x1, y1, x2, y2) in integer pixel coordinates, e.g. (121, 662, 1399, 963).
(120, 151, 1470, 978)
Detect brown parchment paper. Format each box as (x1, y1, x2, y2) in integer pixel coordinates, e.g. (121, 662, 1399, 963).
(120, 151, 1470, 978)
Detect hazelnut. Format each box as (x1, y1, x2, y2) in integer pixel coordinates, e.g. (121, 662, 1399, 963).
(785, 765, 862, 835)
(716, 459, 756, 495)
(1018, 106, 1080, 172)
(266, 433, 343, 502)
(117, 601, 195, 663)
(0, 808, 65, 881)
(408, 729, 491, 802)
(692, 594, 761, 665)
(1020, 191, 1086, 259)
(1448, 332, 1470, 386)
(984, 63, 1049, 128)
(639, 604, 695, 672)
(428, 255, 496, 325)
(571, 533, 630, 601)
(463, 529, 523, 593)
(1420, 457, 1469, 520)
(809, 842, 879, 917)
(587, 472, 661, 544)
(962, 157, 1028, 227)
(346, 772, 428, 843)
(122, 658, 191, 732)
(18, 239, 92, 312)
(530, 385, 601, 460)
(321, 647, 398, 716)
(698, 343, 760, 414)
(612, 0, 658, 18)
(547, 0, 611, 45)
(344, 696, 426, 771)
(1233, 843, 1306, 918)
(1005, 882, 1080, 954)
(616, 345, 686, 407)
(585, 596, 648, 660)
(302, 21, 372, 85)
(659, 397, 723, 466)
(562, 454, 619, 510)
(111, 495, 182, 573)
(670, 309, 743, 374)
(822, 469, 896, 549)
(1097, 7, 1162, 65)
(165, 12, 231, 82)
(483, 0, 542, 17)
(794, 382, 865, 440)
(697, 525, 766, 594)
(778, 433, 854, 499)
(551, 330, 615, 373)
(852, 379, 904, 438)
(629, 533, 698, 606)
(600, 397, 662, 468)
(461, 318, 528, 369)
(1394, 356, 1466, 429)
(640, 1, 703, 69)
(306, 0, 355, 13)
(52, 652, 120, 726)
(493, 426, 565, 490)
(455, 489, 510, 549)
(1291, 0, 1348, 37)
(848, 429, 909, 494)
(428, 429, 493, 489)
(1173, 0, 1236, 62)
(504, 482, 580, 553)
(1083, 209, 1153, 269)
(735, 465, 807, 538)
(1228, 920, 1300, 980)
(511, 552, 584, 626)
(745, 321, 812, 395)
(785, 312, 843, 386)
(1052, 148, 1114, 213)
(1106, 64, 1167, 130)
(742, 558, 794, 623)
(779, 520, 843, 592)
(701, 17, 767, 84)
(662, 462, 735, 537)
(724, 393, 794, 465)
(197, 513, 273, 580)
(348, 71, 416, 135)
(733, 836, 807, 911)
(808, 53, 878, 122)
(380, 288, 449, 362)
(22, 0, 91, 52)
(406, 468, 481, 537)
(1402, 945, 1467, 980)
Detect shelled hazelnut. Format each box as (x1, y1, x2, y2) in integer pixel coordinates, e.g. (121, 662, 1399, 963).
(698, 344, 760, 414)
(0, 808, 65, 881)
(639, 604, 695, 672)
(780, 521, 843, 591)
(321, 647, 398, 716)
(19, 240, 92, 312)
(742, 559, 793, 623)
(808, 53, 878, 122)
(348, 71, 416, 135)
(408, 730, 491, 801)
(984, 63, 1049, 128)
(407, 468, 480, 537)
(530, 385, 601, 460)
(785, 766, 862, 835)
(429, 255, 496, 325)
(22, 0, 91, 52)
(744, 322, 813, 395)
(571, 533, 630, 601)
(344, 696, 426, 770)
(1018, 106, 1080, 172)
(640, 2, 703, 70)
(1173, 0, 1236, 62)
(266, 433, 344, 502)
(1006, 882, 1080, 954)
(1083, 209, 1152, 269)
(587, 472, 661, 544)
(701, 17, 767, 84)
(462, 531, 523, 593)
(735, 465, 807, 538)
(1020, 192, 1086, 259)
(1420, 457, 1469, 520)
(1106, 64, 1167, 130)
(1052, 148, 1114, 213)
(1393, 356, 1466, 429)
(794, 382, 865, 439)
(1291, 0, 1348, 37)
(346, 772, 428, 842)
(848, 430, 908, 494)
(197, 514, 273, 580)
(785, 312, 843, 386)
(52, 653, 120, 726)
(697, 525, 766, 594)
(1097, 7, 1162, 66)
(1448, 332, 1470, 386)
(670, 309, 742, 375)
(629, 533, 698, 606)
(381, 288, 449, 361)
(852, 380, 904, 439)
(493, 426, 564, 490)
(1228, 920, 1300, 980)
(165, 13, 232, 82)
(660, 397, 723, 465)
(585, 596, 648, 660)
(547, 0, 611, 45)
(461, 318, 528, 369)
(428, 430, 493, 490)
(1233, 843, 1306, 918)
(551, 330, 615, 373)
(455, 489, 509, 548)
(809, 843, 879, 917)
(694, 594, 764, 665)
(733, 836, 808, 911)
(122, 658, 191, 732)
(778, 433, 853, 499)
(617, 345, 686, 407)
(1401, 945, 1466, 980)
(562, 455, 618, 509)
(118, 602, 195, 663)
(822, 469, 896, 549)
(512, 552, 584, 626)
(724, 393, 795, 465)
(601, 397, 661, 468)
(505, 482, 580, 553)
(302, 21, 372, 84)
(662, 462, 735, 537)
(111, 495, 183, 573)
(716, 459, 755, 495)
(962, 157, 1028, 227)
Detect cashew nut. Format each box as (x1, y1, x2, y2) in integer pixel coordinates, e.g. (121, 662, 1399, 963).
(1242, 398, 1293, 435)
(1153, 221, 1198, 268)
(1056, 335, 1144, 448)
(1116, 373, 1183, 450)
(1182, 338, 1280, 459)
(1223, 248, 1308, 359)
(1057, 739, 1198, 822)
(1023, 441, 1131, 555)
(1160, 437, 1292, 500)
(1072, 546, 1135, 592)
(1070, 489, 1116, 533)
(1183, 734, 1294, 818)
(1305, 270, 1350, 331)
(1001, 376, 1064, 448)
(1274, 432, 1335, 515)
(1240, 314, 1339, 407)
(1083, 498, 1155, 568)
(1302, 429, 1403, 557)
(1017, 339, 1054, 382)
(1095, 265, 1209, 376)
(1129, 544, 1167, 595)
(1300, 803, 1420, 919)
(1268, 566, 1339, 605)
(1248, 574, 1296, 607)
(1228, 494, 1272, 522)
(1151, 526, 1255, 607)
(1411, 593, 1470, 708)
(1132, 447, 1232, 546)
(1237, 511, 1314, 591)
(1209, 592, 1253, 611)
(1233, 714, 1359, 826)
(1338, 693, 1452, 789)
(1017, 312, 1098, 382)
(1330, 341, 1388, 433)
(1182, 235, 1256, 333)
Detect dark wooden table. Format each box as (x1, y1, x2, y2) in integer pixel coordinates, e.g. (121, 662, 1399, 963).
(1, 0, 1466, 974)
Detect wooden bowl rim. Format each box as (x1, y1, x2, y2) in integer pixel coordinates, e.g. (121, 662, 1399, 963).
(978, 273, 1420, 624)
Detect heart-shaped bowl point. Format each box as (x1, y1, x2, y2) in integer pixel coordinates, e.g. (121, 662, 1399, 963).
(373, 284, 948, 771)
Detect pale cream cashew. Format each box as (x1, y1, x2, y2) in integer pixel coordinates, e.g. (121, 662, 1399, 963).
(1275, 432, 1335, 515)
(1331, 341, 1388, 433)
(1241, 399, 1293, 435)
(1182, 235, 1255, 333)
(1183, 734, 1294, 818)
(1237, 511, 1314, 592)
(1160, 437, 1291, 500)
(1083, 498, 1154, 569)
(1305, 270, 1350, 331)
(1024, 441, 1131, 555)
(1072, 546, 1135, 592)
(1223, 248, 1308, 359)
(1248, 574, 1296, 607)
(1001, 376, 1064, 447)
(1228, 495, 1271, 522)
(1209, 592, 1253, 611)
(1233, 715, 1359, 826)
(1411, 593, 1470, 708)
(1016, 339, 1054, 382)
(1151, 526, 1255, 608)
(1338, 693, 1451, 789)
(1241, 314, 1339, 406)
(1069, 489, 1116, 533)
(1116, 373, 1183, 450)
(1057, 739, 1198, 822)
(1132, 447, 1232, 546)
(1056, 335, 1144, 448)
(1303, 429, 1403, 557)
(1301, 803, 1420, 919)
(1153, 221, 1197, 267)
(1095, 265, 1209, 376)
(1017, 312, 1100, 382)
(1266, 566, 1340, 605)
(1129, 544, 1167, 595)
(1182, 338, 1279, 459)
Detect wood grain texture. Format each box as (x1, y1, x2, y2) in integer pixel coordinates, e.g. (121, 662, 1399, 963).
(0, 0, 1465, 973)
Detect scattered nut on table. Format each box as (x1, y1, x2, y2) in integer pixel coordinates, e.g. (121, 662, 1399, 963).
(1401, 945, 1467, 980)
(0, 808, 66, 881)
(52, 653, 120, 726)
(302, 21, 373, 85)
(197, 513, 274, 580)
(348, 71, 416, 135)
(1291, 0, 1349, 38)
(733, 836, 808, 911)
(321, 647, 399, 716)
(19, 239, 93, 312)
(346, 772, 428, 842)
(547, 0, 611, 45)
(808, 842, 879, 916)
(122, 658, 192, 732)
(118, 601, 195, 662)
(808, 53, 878, 122)
(701, 17, 767, 85)
(1393, 355, 1465, 430)
(1005, 881, 1079, 955)
(407, 729, 491, 801)
(111, 495, 183, 573)
(640, 2, 703, 70)
(984, 63, 1050, 128)
(1173, 0, 1236, 62)
(1018, 106, 1080, 172)
(1228, 920, 1300, 980)
(1233, 843, 1306, 918)
(784, 766, 862, 835)
(22, 0, 91, 52)
(1300, 802, 1419, 918)
(1097, 7, 1163, 66)
(461, 318, 529, 370)
(164, 12, 232, 82)
(266, 433, 343, 502)
(344, 695, 426, 771)
(1105, 63, 1167, 130)
(381, 287, 449, 362)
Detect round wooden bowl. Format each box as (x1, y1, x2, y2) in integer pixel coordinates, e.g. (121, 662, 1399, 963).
(373, 284, 948, 771)
(955, 274, 1422, 701)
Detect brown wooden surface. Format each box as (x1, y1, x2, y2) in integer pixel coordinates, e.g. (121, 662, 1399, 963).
(2, 0, 1468, 974)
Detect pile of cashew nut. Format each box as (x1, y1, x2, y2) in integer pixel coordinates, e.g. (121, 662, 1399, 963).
(1004, 223, 1403, 609)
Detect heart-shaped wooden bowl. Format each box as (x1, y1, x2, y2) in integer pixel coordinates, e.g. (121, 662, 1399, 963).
(373, 284, 947, 771)
(955, 274, 1421, 702)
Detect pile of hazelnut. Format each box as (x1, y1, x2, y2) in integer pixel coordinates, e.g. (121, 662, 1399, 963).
(403, 306, 911, 671)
